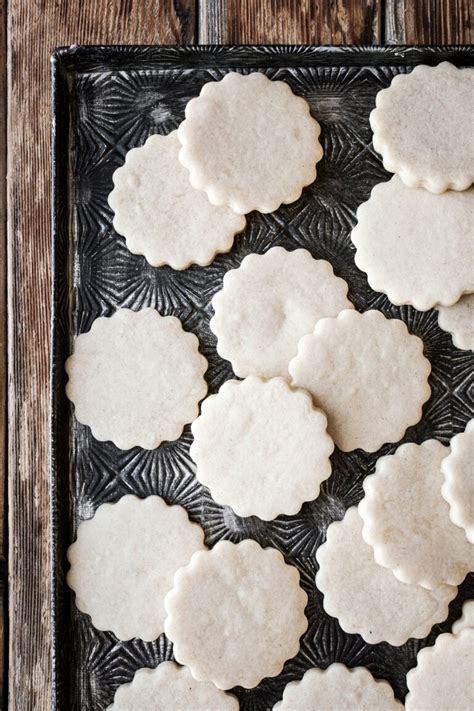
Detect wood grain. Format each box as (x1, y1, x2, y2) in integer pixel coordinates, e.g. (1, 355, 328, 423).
(385, 0, 472, 43)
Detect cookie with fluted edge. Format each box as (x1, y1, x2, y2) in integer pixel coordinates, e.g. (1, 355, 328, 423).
(274, 664, 403, 710)
(67, 496, 206, 641)
(289, 309, 431, 452)
(108, 132, 245, 270)
(65, 308, 207, 450)
(351, 177, 474, 311)
(360, 440, 474, 590)
(370, 62, 474, 193)
(452, 600, 474, 635)
(190, 376, 334, 520)
(316, 508, 456, 646)
(405, 630, 474, 711)
(178, 72, 323, 214)
(437, 295, 474, 351)
(107, 661, 239, 710)
(442, 420, 474, 543)
(164, 539, 308, 689)
(210, 247, 353, 379)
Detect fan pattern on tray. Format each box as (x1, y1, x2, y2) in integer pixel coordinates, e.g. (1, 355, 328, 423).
(63, 56, 474, 710)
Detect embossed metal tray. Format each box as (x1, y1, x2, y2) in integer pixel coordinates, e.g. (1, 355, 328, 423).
(51, 45, 474, 710)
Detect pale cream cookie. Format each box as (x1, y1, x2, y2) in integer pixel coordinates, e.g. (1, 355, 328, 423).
(351, 177, 474, 311)
(190, 376, 334, 520)
(164, 539, 308, 689)
(274, 664, 403, 710)
(437, 294, 474, 351)
(178, 72, 323, 214)
(360, 440, 474, 590)
(108, 132, 245, 270)
(108, 661, 239, 710)
(67, 496, 206, 641)
(316, 508, 456, 646)
(370, 62, 474, 193)
(65, 308, 207, 450)
(289, 309, 431, 452)
(405, 630, 474, 711)
(442, 420, 474, 543)
(452, 600, 474, 635)
(210, 247, 353, 379)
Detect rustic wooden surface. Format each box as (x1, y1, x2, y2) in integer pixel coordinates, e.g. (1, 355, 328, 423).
(4, 0, 472, 708)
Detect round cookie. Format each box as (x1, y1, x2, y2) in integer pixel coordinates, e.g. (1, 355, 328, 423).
(437, 294, 474, 351)
(164, 539, 308, 689)
(67, 496, 206, 641)
(452, 601, 474, 635)
(289, 309, 431, 452)
(274, 664, 402, 710)
(359, 441, 474, 590)
(351, 177, 474, 311)
(178, 72, 323, 214)
(190, 376, 334, 520)
(370, 62, 474, 193)
(210, 247, 353, 379)
(405, 630, 474, 711)
(315, 508, 456, 646)
(441, 420, 474, 543)
(108, 661, 239, 710)
(65, 308, 207, 449)
(108, 132, 245, 270)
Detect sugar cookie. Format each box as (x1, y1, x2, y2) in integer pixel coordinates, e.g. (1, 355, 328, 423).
(210, 247, 353, 379)
(289, 309, 431, 452)
(452, 601, 474, 635)
(370, 62, 474, 193)
(190, 376, 334, 520)
(67, 496, 206, 641)
(178, 72, 323, 214)
(442, 420, 474, 543)
(164, 539, 307, 689)
(437, 294, 474, 351)
(351, 177, 474, 311)
(65, 308, 207, 449)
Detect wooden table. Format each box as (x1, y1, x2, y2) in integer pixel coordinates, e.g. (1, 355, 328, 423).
(2, 1, 472, 707)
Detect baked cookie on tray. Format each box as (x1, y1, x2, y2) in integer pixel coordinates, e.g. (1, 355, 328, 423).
(437, 294, 474, 351)
(441, 420, 474, 543)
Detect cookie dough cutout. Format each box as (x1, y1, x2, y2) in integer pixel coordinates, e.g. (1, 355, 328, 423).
(190, 377, 334, 520)
(360, 441, 474, 590)
(65, 308, 207, 450)
(178, 72, 323, 214)
(67, 496, 206, 641)
(370, 62, 474, 193)
(316, 508, 456, 646)
(437, 295, 474, 351)
(164, 539, 308, 689)
(289, 309, 431, 452)
(108, 661, 239, 710)
(351, 177, 474, 310)
(442, 420, 474, 543)
(211, 247, 353, 379)
(405, 630, 474, 711)
(452, 601, 474, 635)
(108, 132, 245, 270)
(274, 664, 402, 710)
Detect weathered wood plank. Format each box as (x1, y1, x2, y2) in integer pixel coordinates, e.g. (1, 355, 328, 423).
(0, 0, 7, 565)
(199, 0, 382, 44)
(385, 0, 472, 44)
(7, 4, 195, 708)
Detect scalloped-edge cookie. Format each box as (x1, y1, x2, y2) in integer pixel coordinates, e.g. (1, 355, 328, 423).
(351, 177, 474, 311)
(108, 132, 245, 270)
(452, 600, 474, 635)
(67, 496, 206, 641)
(190, 376, 334, 520)
(178, 72, 323, 214)
(360, 441, 474, 590)
(107, 661, 239, 710)
(316, 508, 456, 646)
(65, 308, 208, 450)
(289, 309, 431, 452)
(437, 294, 474, 351)
(210, 247, 353, 379)
(274, 664, 403, 710)
(442, 420, 474, 543)
(164, 539, 308, 689)
(370, 62, 474, 193)
(405, 630, 474, 711)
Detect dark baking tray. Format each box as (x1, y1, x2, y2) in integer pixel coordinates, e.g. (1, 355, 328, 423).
(51, 45, 474, 710)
